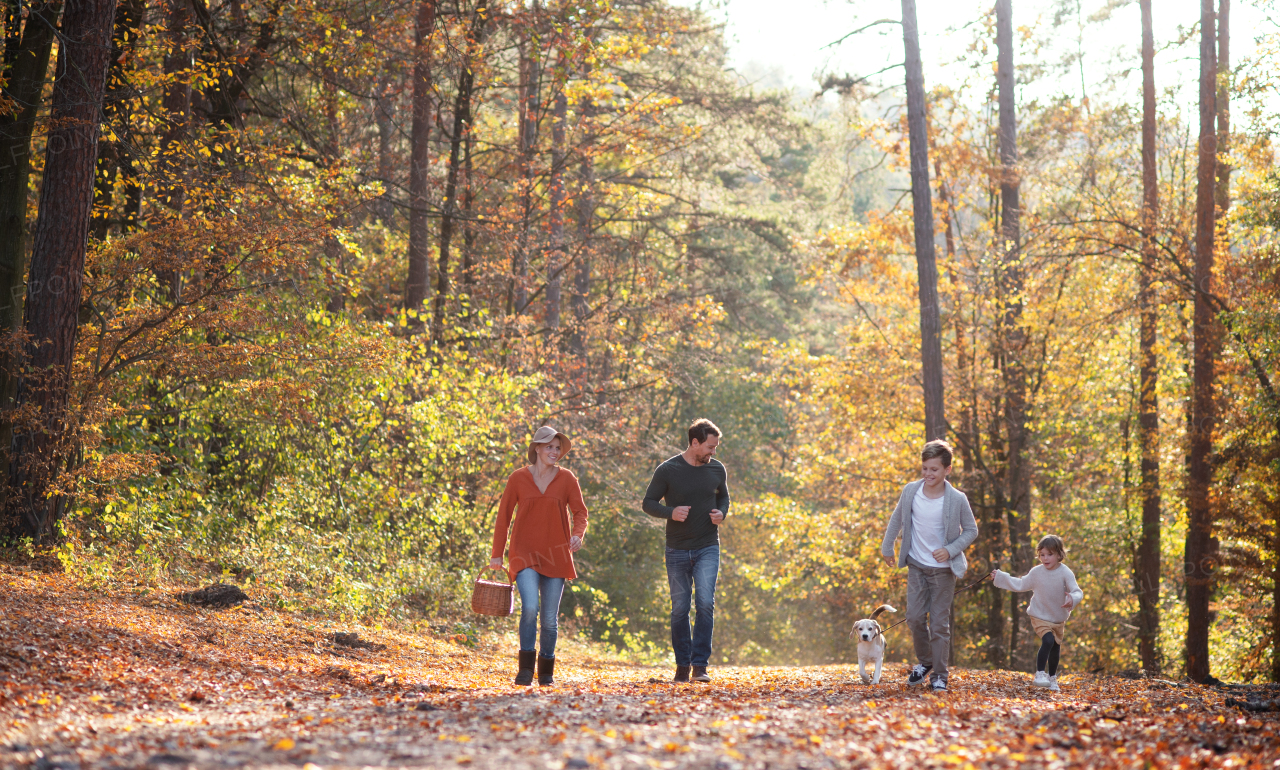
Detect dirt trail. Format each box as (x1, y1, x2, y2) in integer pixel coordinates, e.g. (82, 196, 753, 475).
(2, 569, 1277, 769)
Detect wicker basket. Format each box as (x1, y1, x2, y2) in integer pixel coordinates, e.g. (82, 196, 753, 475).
(471, 573, 515, 616)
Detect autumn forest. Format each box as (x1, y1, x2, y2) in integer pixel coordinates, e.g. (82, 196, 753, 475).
(0, 0, 1278, 693)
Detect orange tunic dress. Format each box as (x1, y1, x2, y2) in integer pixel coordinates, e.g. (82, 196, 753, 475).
(491, 467, 589, 581)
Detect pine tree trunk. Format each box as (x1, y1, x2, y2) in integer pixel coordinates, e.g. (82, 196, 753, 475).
(434, 0, 487, 345)
(512, 20, 541, 317)
(0, 1, 63, 517)
(1273, 496, 1280, 683)
(996, 0, 1033, 668)
(374, 74, 396, 225)
(6, 0, 118, 543)
(900, 0, 944, 442)
(569, 55, 595, 360)
(939, 156, 1003, 667)
(1135, 0, 1162, 677)
(91, 0, 143, 240)
(1185, 0, 1219, 684)
(569, 154, 593, 359)
(462, 131, 475, 291)
(1216, 0, 1230, 217)
(987, 398, 1009, 669)
(405, 0, 437, 324)
(321, 58, 348, 314)
(157, 0, 190, 215)
(546, 59, 567, 332)
(151, 0, 190, 305)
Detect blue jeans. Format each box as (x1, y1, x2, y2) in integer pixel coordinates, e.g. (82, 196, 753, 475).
(515, 568, 565, 659)
(665, 544, 719, 667)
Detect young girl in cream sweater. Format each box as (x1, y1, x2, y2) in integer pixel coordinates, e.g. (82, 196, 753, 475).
(991, 535, 1084, 692)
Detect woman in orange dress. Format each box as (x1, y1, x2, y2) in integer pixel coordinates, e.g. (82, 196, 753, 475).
(489, 425, 589, 686)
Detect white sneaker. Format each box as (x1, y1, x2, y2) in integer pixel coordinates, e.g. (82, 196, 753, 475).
(1048, 675, 1060, 692)
(1032, 671, 1050, 687)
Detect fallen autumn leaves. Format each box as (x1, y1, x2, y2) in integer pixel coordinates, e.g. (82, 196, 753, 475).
(2, 568, 1278, 769)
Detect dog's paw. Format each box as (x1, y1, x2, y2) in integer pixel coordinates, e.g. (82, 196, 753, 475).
(860, 674, 871, 684)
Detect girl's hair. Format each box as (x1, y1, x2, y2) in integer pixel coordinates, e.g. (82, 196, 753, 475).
(1036, 535, 1067, 560)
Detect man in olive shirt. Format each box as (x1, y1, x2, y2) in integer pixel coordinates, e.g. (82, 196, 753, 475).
(642, 419, 731, 683)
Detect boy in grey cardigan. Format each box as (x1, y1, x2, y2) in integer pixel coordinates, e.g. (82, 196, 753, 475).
(880, 440, 978, 691)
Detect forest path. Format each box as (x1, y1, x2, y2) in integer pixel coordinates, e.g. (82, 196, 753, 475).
(2, 568, 1277, 769)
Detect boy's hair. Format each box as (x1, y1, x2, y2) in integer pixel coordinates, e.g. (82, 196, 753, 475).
(921, 439, 954, 467)
(688, 418, 722, 446)
(1036, 535, 1067, 560)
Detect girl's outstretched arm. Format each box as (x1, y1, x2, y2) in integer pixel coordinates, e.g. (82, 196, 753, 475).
(991, 569, 1028, 592)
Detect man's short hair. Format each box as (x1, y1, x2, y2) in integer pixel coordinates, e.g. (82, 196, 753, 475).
(1037, 535, 1067, 560)
(688, 418, 722, 446)
(921, 439, 954, 467)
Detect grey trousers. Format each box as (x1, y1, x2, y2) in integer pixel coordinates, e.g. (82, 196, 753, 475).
(906, 561, 957, 683)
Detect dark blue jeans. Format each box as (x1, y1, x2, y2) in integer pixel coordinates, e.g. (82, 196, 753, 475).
(515, 568, 566, 659)
(665, 544, 719, 667)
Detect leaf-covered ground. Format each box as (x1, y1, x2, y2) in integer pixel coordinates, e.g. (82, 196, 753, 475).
(2, 568, 1278, 769)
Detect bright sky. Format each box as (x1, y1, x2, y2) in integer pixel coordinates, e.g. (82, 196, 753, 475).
(677, 0, 1279, 115)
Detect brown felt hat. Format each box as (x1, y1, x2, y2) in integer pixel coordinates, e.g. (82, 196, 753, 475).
(527, 425, 572, 464)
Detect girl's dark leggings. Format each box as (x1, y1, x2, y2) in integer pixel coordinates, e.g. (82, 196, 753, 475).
(1036, 632, 1060, 675)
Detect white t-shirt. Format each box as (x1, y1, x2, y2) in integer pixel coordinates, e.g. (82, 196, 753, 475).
(907, 486, 947, 567)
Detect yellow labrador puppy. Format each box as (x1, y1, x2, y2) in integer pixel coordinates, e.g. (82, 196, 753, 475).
(849, 604, 896, 684)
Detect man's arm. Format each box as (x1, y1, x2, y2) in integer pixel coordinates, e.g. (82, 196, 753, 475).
(712, 465, 730, 522)
(642, 464, 674, 519)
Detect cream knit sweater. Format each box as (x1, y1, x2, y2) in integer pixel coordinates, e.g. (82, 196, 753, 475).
(992, 564, 1084, 624)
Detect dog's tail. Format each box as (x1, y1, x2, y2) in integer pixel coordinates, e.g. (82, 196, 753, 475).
(870, 604, 896, 620)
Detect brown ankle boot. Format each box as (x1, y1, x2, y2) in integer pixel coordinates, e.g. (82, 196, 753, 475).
(673, 665, 690, 683)
(514, 650, 536, 686)
(537, 655, 555, 686)
(692, 666, 711, 683)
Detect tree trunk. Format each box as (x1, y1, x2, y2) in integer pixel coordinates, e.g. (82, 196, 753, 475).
(569, 155, 594, 358)
(323, 234, 348, 313)
(938, 157, 1002, 665)
(157, 0, 190, 214)
(374, 74, 396, 225)
(986, 395, 1009, 669)
(1273, 492, 1280, 683)
(545, 58, 567, 332)
(462, 129, 475, 292)
(0, 1, 63, 517)
(900, 0, 944, 442)
(433, 0, 487, 346)
(6, 0, 118, 543)
(404, 0, 437, 324)
(568, 53, 595, 360)
(1185, 0, 1219, 685)
(152, 0, 190, 305)
(512, 25, 541, 317)
(996, 0, 1033, 668)
(91, 0, 142, 240)
(1215, 0, 1230, 217)
(1135, 0, 1162, 677)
